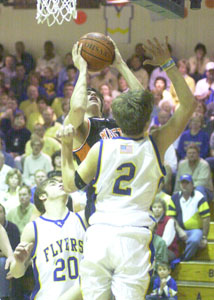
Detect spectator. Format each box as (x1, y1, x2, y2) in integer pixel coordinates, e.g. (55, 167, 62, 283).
(129, 54, 149, 89)
(40, 66, 57, 105)
(57, 52, 74, 91)
(10, 63, 28, 104)
(7, 185, 35, 234)
(41, 106, 62, 139)
(90, 67, 118, 91)
(117, 74, 129, 93)
(152, 198, 179, 261)
(0, 96, 20, 135)
(47, 150, 62, 179)
(30, 169, 47, 204)
(23, 135, 53, 187)
(0, 168, 22, 214)
(36, 40, 62, 76)
(14, 41, 35, 74)
(189, 43, 210, 83)
(177, 113, 209, 160)
(1, 55, 16, 88)
(0, 222, 14, 300)
(5, 111, 31, 157)
(194, 61, 214, 102)
(149, 66, 171, 91)
(25, 123, 61, 158)
(57, 64, 77, 97)
(99, 83, 120, 100)
(0, 203, 21, 300)
(0, 134, 15, 168)
(26, 96, 48, 132)
(19, 85, 39, 120)
(127, 42, 154, 75)
(56, 98, 70, 124)
(0, 152, 12, 193)
(169, 59, 195, 109)
(174, 143, 213, 202)
(27, 70, 47, 98)
(146, 262, 177, 300)
(52, 82, 74, 119)
(152, 76, 172, 103)
(168, 174, 210, 261)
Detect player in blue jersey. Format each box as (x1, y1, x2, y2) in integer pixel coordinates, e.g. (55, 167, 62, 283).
(61, 37, 196, 300)
(9, 177, 86, 300)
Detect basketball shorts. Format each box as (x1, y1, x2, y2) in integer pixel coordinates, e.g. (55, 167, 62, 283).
(80, 224, 154, 300)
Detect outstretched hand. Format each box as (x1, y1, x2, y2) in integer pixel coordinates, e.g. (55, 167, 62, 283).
(72, 42, 87, 70)
(56, 124, 76, 146)
(143, 36, 171, 67)
(14, 242, 34, 263)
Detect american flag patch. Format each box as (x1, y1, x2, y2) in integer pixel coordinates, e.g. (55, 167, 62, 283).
(120, 145, 133, 154)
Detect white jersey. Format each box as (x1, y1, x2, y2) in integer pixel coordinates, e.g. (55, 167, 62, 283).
(31, 211, 86, 300)
(89, 135, 165, 227)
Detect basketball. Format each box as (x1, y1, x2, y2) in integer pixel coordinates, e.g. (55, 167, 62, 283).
(78, 32, 115, 72)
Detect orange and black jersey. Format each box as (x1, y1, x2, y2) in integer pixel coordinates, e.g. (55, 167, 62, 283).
(73, 117, 122, 165)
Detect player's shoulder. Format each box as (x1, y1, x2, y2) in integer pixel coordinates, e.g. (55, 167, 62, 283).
(70, 211, 87, 232)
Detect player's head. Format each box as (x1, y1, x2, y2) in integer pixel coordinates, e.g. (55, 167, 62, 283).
(87, 87, 103, 114)
(112, 90, 154, 136)
(34, 177, 66, 213)
(157, 262, 171, 278)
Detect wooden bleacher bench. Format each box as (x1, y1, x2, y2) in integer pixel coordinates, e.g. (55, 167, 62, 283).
(172, 217, 214, 300)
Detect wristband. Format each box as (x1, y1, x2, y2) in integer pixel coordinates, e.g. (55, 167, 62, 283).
(160, 58, 175, 72)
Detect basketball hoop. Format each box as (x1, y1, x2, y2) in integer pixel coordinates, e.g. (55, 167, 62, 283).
(36, 0, 77, 27)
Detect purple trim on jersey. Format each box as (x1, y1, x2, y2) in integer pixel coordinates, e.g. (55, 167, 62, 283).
(31, 221, 38, 258)
(75, 213, 87, 231)
(149, 135, 166, 175)
(112, 136, 145, 141)
(31, 256, 40, 300)
(40, 211, 70, 228)
(94, 140, 103, 183)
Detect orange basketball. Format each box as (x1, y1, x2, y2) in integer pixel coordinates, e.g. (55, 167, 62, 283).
(79, 32, 115, 72)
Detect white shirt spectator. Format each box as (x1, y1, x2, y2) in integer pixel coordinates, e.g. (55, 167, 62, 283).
(23, 152, 53, 187)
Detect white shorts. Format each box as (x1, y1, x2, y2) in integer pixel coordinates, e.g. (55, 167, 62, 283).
(80, 224, 154, 300)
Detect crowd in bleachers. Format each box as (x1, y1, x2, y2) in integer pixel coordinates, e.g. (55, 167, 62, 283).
(0, 38, 213, 299)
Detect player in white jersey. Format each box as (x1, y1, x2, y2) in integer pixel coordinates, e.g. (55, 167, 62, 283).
(61, 37, 196, 300)
(9, 177, 86, 300)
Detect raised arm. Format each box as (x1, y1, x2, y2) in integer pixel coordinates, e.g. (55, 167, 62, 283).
(145, 37, 197, 161)
(64, 43, 88, 129)
(10, 222, 34, 278)
(61, 124, 98, 193)
(109, 38, 143, 91)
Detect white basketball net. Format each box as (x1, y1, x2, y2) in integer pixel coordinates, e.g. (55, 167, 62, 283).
(36, 0, 77, 27)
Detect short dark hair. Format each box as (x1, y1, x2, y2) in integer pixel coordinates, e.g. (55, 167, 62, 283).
(112, 90, 154, 135)
(87, 87, 104, 112)
(155, 76, 167, 89)
(19, 184, 31, 195)
(157, 262, 171, 271)
(51, 150, 61, 168)
(34, 178, 51, 214)
(194, 43, 207, 55)
(34, 177, 62, 213)
(186, 143, 200, 154)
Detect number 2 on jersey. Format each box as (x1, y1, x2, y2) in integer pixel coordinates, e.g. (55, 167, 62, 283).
(54, 257, 78, 281)
(113, 163, 136, 195)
